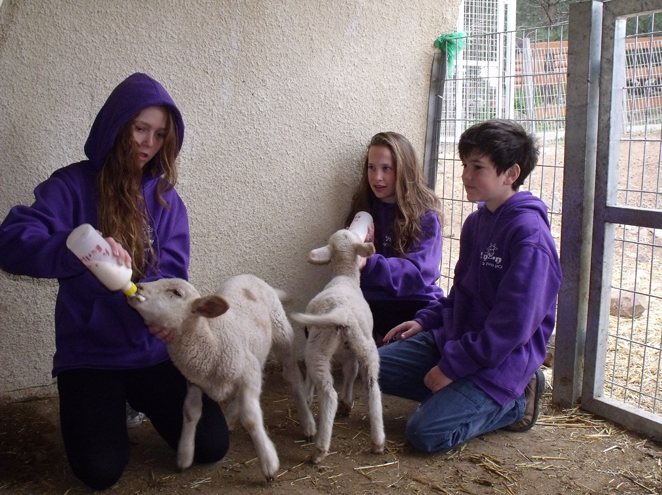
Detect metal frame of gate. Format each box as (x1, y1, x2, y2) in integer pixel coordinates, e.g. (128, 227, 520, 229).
(556, 0, 662, 440)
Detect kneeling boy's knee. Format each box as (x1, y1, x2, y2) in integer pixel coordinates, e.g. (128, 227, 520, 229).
(405, 416, 456, 454)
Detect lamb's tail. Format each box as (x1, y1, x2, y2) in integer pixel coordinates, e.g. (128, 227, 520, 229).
(290, 308, 350, 328)
(274, 288, 290, 304)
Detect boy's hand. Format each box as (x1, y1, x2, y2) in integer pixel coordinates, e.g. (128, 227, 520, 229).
(383, 320, 423, 343)
(424, 366, 452, 393)
(148, 324, 173, 344)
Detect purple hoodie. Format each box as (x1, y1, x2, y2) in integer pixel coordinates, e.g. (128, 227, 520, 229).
(414, 192, 562, 405)
(360, 200, 443, 303)
(0, 73, 188, 376)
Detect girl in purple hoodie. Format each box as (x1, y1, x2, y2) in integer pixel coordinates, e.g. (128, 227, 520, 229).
(379, 120, 562, 453)
(0, 73, 229, 490)
(345, 132, 443, 346)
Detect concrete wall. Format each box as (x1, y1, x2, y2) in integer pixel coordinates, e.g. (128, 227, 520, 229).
(0, 0, 460, 399)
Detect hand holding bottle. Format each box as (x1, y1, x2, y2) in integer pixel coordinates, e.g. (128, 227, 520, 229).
(66, 224, 138, 297)
(347, 211, 373, 242)
(105, 236, 132, 268)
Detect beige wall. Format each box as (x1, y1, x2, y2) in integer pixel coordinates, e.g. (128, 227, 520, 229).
(0, 0, 460, 399)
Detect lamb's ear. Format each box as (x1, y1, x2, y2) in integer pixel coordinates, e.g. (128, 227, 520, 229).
(192, 295, 230, 318)
(308, 245, 331, 265)
(355, 241, 376, 258)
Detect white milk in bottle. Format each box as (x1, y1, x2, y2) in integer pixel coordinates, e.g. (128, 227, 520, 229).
(66, 224, 138, 297)
(347, 211, 373, 241)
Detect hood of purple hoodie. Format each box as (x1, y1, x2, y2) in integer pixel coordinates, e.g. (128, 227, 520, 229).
(476, 191, 551, 228)
(0, 73, 191, 376)
(84, 73, 185, 170)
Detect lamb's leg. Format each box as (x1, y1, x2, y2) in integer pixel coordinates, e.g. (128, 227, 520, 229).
(306, 352, 337, 464)
(360, 350, 385, 454)
(237, 379, 280, 481)
(177, 383, 203, 470)
(223, 398, 240, 431)
(337, 357, 358, 417)
(304, 370, 315, 405)
(272, 339, 316, 439)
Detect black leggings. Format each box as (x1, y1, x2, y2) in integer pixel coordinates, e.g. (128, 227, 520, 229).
(57, 361, 229, 490)
(369, 299, 430, 346)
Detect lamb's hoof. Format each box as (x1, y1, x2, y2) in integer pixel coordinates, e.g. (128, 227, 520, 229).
(336, 400, 353, 417)
(302, 420, 317, 440)
(308, 448, 327, 465)
(372, 443, 385, 455)
(261, 460, 280, 481)
(176, 452, 194, 471)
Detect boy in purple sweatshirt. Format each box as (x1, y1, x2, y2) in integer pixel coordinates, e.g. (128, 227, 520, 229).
(379, 120, 562, 453)
(0, 73, 229, 490)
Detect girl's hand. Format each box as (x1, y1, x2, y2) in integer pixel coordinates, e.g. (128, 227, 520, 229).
(148, 324, 173, 344)
(383, 320, 423, 343)
(358, 256, 368, 271)
(365, 224, 375, 242)
(424, 366, 452, 393)
(105, 236, 132, 268)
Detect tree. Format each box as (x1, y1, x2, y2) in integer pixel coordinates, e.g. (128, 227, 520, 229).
(517, 0, 572, 29)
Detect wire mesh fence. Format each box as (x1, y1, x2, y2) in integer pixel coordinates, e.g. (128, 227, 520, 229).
(432, 14, 661, 422)
(435, 24, 568, 294)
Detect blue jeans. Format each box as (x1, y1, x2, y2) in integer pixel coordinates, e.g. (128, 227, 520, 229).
(378, 331, 525, 453)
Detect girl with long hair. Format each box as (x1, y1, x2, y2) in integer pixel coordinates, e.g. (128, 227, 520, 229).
(346, 131, 443, 345)
(0, 73, 229, 490)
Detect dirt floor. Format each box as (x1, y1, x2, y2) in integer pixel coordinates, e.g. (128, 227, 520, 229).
(1, 367, 660, 495)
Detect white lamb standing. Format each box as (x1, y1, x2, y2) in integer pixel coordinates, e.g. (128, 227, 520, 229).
(290, 229, 385, 464)
(128, 274, 316, 481)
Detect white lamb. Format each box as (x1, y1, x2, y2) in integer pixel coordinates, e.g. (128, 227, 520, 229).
(290, 229, 385, 464)
(128, 274, 316, 481)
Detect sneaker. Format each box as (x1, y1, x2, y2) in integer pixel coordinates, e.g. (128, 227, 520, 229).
(126, 403, 145, 429)
(505, 369, 545, 432)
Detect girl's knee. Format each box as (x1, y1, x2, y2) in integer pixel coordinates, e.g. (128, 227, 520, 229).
(194, 440, 229, 464)
(71, 456, 125, 491)
(193, 424, 230, 464)
(194, 401, 230, 464)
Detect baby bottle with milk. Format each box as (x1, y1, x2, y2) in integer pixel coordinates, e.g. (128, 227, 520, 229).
(347, 211, 373, 242)
(66, 224, 138, 297)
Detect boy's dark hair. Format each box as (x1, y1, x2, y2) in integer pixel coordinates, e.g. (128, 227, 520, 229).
(458, 119, 539, 189)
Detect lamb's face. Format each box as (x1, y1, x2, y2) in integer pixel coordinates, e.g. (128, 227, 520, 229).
(330, 229, 359, 250)
(128, 278, 201, 330)
(309, 229, 375, 266)
(329, 229, 375, 260)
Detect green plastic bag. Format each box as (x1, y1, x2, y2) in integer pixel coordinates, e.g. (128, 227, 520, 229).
(434, 32, 467, 78)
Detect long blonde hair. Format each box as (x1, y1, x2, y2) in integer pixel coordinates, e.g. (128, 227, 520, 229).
(97, 108, 179, 279)
(346, 132, 441, 256)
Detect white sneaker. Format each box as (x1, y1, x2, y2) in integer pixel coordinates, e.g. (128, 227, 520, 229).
(126, 404, 145, 428)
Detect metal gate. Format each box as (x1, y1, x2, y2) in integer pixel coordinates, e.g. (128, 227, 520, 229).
(558, 0, 662, 441)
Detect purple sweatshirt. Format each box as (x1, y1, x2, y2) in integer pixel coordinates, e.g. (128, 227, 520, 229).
(0, 73, 189, 376)
(360, 200, 443, 303)
(414, 192, 562, 405)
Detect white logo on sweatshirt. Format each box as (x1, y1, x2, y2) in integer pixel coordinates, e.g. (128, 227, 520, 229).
(480, 243, 503, 270)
